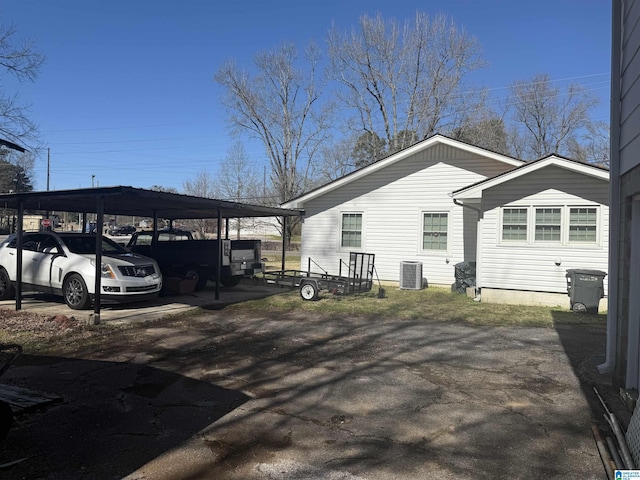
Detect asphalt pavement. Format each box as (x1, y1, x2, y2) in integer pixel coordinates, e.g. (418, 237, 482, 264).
(0, 296, 614, 480)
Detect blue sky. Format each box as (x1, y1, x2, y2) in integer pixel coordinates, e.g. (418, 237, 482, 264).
(3, 0, 611, 192)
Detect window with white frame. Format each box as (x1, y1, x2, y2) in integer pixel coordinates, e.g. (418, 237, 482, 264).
(535, 207, 562, 242)
(569, 207, 598, 242)
(423, 212, 448, 250)
(500, 205, 599, 245)
(502, 208, 528, 241)
(341, 213, 362, 248)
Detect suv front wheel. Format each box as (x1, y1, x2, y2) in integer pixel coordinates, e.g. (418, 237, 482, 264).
(63, 274, 91, 310)
(0, 269, 14, 300)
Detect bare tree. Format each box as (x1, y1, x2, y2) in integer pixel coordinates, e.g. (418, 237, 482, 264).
(182, 171, 218, 238)
(0, 22, 44, 147)
(215, 142, 262, 238)
(566, 120, 610, 167)
(149, 185, 179, 193)
(507, 73, 598, 159)
(215, 42, 330, 244)
(451, 115, 509, 155)
(314, 136, 358, 185)
(327, 12, 485, 159)
(0, 146, 34, 192)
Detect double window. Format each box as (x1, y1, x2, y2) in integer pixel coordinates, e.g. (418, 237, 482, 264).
(501, 206, 599, 245)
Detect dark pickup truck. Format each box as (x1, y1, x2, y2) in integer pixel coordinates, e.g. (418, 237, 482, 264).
(126, 229, 263, 290)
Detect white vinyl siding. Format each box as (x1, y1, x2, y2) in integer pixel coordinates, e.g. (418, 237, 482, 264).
(422, 213, 448, 251)
(298, 142, 515, 285)
(481, 165, 609, 294)
(620, 0, 640, 175)
(341, 213, 362, 248)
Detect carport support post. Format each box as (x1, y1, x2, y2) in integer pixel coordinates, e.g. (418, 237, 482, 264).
(215, 210, 222, 300)
(15, 199, 24, 311)
(281, 216, 287, 271)
(91, 197, 104, 324)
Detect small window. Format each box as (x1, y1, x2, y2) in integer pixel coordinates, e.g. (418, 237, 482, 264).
(569, 207, 597, 242)
(535, 208, 561, 242)
(423, 213, 448, 250)
(502, 208, 528, 241)
(341, 213, 362, 248)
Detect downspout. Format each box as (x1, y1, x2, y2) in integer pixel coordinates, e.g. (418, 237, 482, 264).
(452, 197, 482, 301)
(598, 0, 621, 375)
(452, 198, 480, 215)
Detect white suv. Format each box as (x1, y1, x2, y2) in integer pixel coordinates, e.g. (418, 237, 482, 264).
(0, 231, 162, 309)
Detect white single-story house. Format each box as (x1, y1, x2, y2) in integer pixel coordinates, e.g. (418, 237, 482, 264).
(282, 134, 610, 307)
(452, 154, 610, 307)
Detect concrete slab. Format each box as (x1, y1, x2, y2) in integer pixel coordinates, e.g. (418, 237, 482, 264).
(0, 280, 285, 324)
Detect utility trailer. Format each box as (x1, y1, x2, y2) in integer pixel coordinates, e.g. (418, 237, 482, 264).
(263, 252, 382, 301)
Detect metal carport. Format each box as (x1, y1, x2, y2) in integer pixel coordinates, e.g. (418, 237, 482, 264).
(0, 186, 303, 320)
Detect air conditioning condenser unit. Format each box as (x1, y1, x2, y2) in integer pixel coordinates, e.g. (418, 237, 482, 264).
(399, 261, 423, 290)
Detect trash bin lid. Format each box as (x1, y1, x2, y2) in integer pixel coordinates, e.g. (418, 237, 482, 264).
(565, 269, 607, 277)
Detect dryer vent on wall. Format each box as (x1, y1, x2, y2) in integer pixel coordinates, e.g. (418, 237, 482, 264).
(399, 261, 423, 290)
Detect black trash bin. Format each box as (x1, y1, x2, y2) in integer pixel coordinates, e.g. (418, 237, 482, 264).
(565, 269, 606, 313)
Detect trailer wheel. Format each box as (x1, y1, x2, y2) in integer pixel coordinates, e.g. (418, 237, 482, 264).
(300, 282, 319, 301)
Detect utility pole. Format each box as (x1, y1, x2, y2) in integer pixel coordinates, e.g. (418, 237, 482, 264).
(46, 148, 50, 191)
(45, 148, 51, 229)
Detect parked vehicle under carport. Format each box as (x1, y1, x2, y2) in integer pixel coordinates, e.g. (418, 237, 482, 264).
(126, 228, 264, 291)
(0, 232, 163, 309)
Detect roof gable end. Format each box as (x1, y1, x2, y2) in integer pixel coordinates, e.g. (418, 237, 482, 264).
(452, 155, 610, 200)
(282, 134, 523, 208)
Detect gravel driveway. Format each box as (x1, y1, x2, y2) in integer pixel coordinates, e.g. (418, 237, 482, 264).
(0, 309, 612, 479)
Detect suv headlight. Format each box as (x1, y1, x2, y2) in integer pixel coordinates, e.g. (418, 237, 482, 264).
(101, 264, 116, 279)
(90, 260, 116, 279)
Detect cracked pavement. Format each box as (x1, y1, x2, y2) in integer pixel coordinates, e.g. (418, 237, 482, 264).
(0, 307, 613, 479)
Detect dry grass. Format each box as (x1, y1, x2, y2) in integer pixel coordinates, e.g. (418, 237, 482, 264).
(224, 285, 606, 329)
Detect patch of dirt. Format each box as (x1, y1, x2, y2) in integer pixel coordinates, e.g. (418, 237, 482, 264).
(0, 309, 83, 334)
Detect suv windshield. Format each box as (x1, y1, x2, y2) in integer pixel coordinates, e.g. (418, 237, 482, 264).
(59, 234, 127, 255)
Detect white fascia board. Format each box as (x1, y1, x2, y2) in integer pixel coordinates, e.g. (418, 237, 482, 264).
(452, 156, 610, 200)
(281, 134, 523, 208)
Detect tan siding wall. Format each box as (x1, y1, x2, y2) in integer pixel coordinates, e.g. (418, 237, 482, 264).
(479, 166, 609, 294)
(300, 144, 513, 285)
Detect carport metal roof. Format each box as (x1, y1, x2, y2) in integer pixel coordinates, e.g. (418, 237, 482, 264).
(0, 186, 303, 318)
(0, 185, 303, 219)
